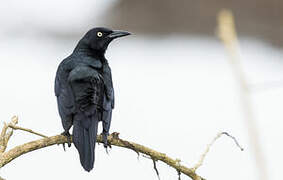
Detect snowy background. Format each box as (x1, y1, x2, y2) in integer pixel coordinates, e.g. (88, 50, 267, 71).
(1, 1, 283, 180)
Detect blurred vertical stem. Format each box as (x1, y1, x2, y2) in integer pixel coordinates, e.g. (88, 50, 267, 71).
(217, 9, 268, 180)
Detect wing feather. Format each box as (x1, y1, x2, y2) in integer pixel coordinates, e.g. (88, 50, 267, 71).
(68, 65, 104, 116)
(55, 65, 75, 131)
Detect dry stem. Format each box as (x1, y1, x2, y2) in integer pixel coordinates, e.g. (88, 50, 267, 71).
(217, 9, 268, 180)
(0, 116, 18, 153)
(0, 118, 243, 180)
(8, 124, 48, 138)
(192, 132, 243, 171)
(152, 158, 160, 180)
(0, 130, 205, 180)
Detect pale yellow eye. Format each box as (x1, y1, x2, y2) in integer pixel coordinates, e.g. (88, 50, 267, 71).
(97, 32, 103, 37)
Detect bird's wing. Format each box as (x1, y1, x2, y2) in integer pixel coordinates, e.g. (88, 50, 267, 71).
(55, 65, 75, 131)
(68, 65, 104, 116)
(68, 65, 104, 172)
(102, 64, 115, 110)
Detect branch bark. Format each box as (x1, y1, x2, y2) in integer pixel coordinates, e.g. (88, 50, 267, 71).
(0, 116, 18, 153)
(0, 117, 243, 180)
(0, 132, 205, 180)
(8, 124, 47, 138)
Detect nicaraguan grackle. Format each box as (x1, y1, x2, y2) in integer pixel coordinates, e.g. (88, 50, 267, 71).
(55, 27, 131, 171)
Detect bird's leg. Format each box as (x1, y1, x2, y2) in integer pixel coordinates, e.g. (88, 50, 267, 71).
(101, 111, 112, 151)
(102, 132, 109, 147)
(101, 131, 111, 154)
(61, 131, 72, 151)
(103, 133, 108, 154)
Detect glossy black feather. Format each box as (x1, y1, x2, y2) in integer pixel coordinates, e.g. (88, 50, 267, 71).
(55, 27, 130, 171)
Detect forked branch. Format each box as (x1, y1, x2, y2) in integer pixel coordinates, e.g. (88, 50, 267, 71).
(0, 132, 205, 180)
(0, 116, 18, 153)
(0, 117, 243, 180)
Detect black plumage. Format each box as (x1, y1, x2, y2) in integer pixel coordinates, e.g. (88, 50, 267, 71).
(55, 27, 130, 171)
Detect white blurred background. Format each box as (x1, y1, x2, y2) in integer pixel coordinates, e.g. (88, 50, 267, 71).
(0, 1, 283, 180)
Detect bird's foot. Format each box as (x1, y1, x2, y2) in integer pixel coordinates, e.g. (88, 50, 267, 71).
(61, 131, 72, 151)
(101, 132, 111, 154)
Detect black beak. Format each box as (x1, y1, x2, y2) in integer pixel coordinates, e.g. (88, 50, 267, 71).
(108, 30, 131, 39)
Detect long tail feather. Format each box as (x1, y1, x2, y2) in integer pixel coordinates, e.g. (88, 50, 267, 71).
(73, 113, 99, 172)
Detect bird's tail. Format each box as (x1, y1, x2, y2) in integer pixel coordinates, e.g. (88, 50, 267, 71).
(73, 112, 99, 172)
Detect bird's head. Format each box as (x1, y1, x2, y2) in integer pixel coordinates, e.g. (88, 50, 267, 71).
(76, 27, 131, 54)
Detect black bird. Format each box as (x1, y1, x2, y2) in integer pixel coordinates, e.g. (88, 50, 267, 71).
(55, 27, 131, 171)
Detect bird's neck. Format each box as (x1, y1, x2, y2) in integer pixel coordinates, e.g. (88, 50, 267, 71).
(73, 40, 107, 64)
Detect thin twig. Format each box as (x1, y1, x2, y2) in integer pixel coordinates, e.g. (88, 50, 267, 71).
(192, 132, 243, 171)
(8, 125, 48, 138)
(0, 123, 9, 153)
(0, 123, 8, 140)
(142, 154, 152, 159)
(152, 158, 160, 180)
(177, 170, 181, 180)
(222, 132, 244, 151)
(0, 116, 18, 153)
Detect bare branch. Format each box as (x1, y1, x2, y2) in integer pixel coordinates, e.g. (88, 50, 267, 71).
(0, 133, 205, 180)
(193, 132, 243, 171)
(0, 123, 9, 153)
(0, 116, 18, 153)
(1, 120, 243, 180)
(152, 158, 160, 180)
(177, 170, 181, 180)
(217, 9, 268, 180)
(222, 132, 244, 151)
(8, 124, 48, 138)
(0, 123, 8, 139)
